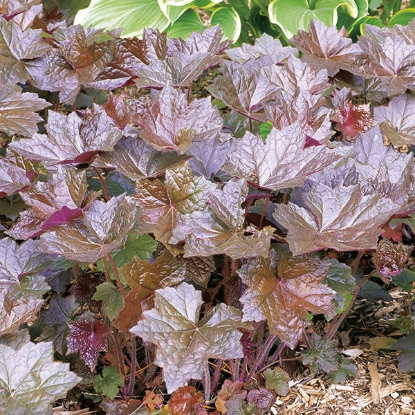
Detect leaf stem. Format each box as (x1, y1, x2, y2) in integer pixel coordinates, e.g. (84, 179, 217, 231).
(246, 333, 279, 382)
(93, 166, 110, 201)
(102, 256, 111, 283)
(211, 359, 223, 394)
(203, 363, 211, 401)
(326, 269, 377, 340)
(107, 254, 126, 299)
(127, 334, 137, 397)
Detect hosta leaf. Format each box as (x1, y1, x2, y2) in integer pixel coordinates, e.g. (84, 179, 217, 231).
(130, 282, 252, 393)
(238, 251, 335, 349)
(268, 0, 358, 39)
(133, 26, 229, 89)
(226, 33, 297, 64)
(0, 17, 51, 85)
(96, 137, 190, 181)
(131, 84, 222, 152)
(223, 123, 340, 191)
(290, 20, 362, 77)
(0, 238, 50, 336)
(30, 294, 80, 355)
(38, 194, 140, 263)
(10, 105, 122, 166)
(0, 341, 81, 415)
(7, 167, 97, 240)
(93, 366, 124, 399)
(67, 319, 110, 370)
(27, 25, 114, 104)
(92, 282, 124, 321)
(74, 0, 170, 38)
(374, 92, 415, 147)
(134, 162, 216, 248)
(0, 85, 50, 137)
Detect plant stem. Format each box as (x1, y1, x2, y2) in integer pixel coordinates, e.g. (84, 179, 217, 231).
(326, 269, 377, 340)
(127, 334, 137, 397)
(259, 196, 269, 230)
(102, 256, 111, 283)
(93, 166, 110, 201)
(211, 359, 223, 394)
(107, 254, 126, 299)
(203, 363, 211, 401)
(246, 334, 279, 382)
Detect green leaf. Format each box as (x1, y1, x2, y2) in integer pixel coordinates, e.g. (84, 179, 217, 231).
(332, 358, 358, 384)
(391, 331, 415, 372)
(388, 8, 415, 27)
(264, 367, 290, 396)
(391, 269, 415, 293)
(74, 0, 170, 37)
(324, 259, 356, 314)
(301, 334, 340, 374)
(93, 366, 124, 399)
(337, 0, 368, 31)
(96, 234, 157, 279)
(211, 7, 241, 42)
(258, 121, 273, 140)
(93, 282, 124, 320)
(0, 341, 81, 414)
(105, 171, 135, 197)
(268, 0, 359, 39)
(166, 9, 206, 39)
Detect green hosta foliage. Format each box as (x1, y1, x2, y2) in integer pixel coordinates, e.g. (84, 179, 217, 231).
(1, 2, 415, 410)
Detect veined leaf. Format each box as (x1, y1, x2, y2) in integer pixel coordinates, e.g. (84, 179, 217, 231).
(238, 251, 335, 349)
(130, 282, 252, 393)
(0, 341, 81, 414)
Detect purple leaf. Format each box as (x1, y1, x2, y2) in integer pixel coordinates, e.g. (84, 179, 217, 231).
(96, 136, 190, 181)
(130, 84, 222, 153)
(238, 251, 335, 349)
(67, 318, 110, 370)
(9, 105, 122, 166)
(7, 167, 97, 240)
(130, 282, 252, 393)
(38, 194, 140, 262)
(290, 20, 362, 77)
(223, 122, 341, 191)
(0, 85, 50, 137)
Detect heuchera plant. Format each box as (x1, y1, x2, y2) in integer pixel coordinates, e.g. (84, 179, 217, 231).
(1, 1, 415, 413)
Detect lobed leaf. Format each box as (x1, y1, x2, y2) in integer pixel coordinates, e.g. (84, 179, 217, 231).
(67, 319, 110, 370)
(38, 194, 140, 263)
(130, 84, 222, 153)
(130, 282, 252, 393)
(10, 105, 122, 166)
(0, 341, 81, 414)
(238, 251, 336, 349)
(224, 123, 340, 191)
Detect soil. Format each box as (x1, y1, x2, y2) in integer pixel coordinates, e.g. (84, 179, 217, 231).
(268, 287, 415, 415)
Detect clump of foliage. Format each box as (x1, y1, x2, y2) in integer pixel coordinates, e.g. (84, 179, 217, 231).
(72, 0, 415, 45)
(1, 1, 415, 414)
